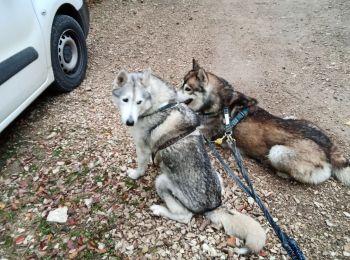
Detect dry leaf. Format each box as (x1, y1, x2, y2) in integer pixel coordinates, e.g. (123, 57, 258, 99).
(68, 250, 78, 259)
(226, 236, 236, 247)
(15, 235, 26, 245)
(98, 248, 107, 254)
(77, 236, 84, 246)
(259, 250, 268, 257)
(0, 202, 5, 209)
(68, 217, 77, 225)
(36, 186, 46, 194)
(87, 240, 97, 250)
(47, 234, 53, 241)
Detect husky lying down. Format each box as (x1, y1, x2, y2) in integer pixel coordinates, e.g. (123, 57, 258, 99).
(177, 59, 350, 186)
(112, 69, 266, 253)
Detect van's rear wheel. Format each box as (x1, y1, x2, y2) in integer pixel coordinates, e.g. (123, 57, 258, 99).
(50, 15, 88, 92)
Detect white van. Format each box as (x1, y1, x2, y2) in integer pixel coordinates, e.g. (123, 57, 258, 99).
(0, 0, 89, 132)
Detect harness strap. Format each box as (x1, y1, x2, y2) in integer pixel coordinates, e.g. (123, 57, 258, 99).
(151, 127, 197, 164)
(139, 102, 179, 119)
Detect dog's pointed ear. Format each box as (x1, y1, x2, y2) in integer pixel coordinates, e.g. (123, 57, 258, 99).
(114, 70, 128, 88)
(197, 68, 209, 84)
(192, 58, 200, 71)
(142, 68, 152, 86)
(224, 90, 257, 108)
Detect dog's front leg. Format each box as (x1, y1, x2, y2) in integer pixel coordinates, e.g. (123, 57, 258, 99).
(127, 141, 151, 180)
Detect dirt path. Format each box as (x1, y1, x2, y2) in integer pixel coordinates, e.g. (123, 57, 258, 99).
(0, 0, 349, 259)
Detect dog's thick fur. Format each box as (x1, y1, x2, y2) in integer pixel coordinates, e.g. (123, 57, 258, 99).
(177, 59, 350, 186)
(112, 69, 266, 253)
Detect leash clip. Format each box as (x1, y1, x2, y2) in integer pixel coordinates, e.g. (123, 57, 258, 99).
(226, 134, 235, 144)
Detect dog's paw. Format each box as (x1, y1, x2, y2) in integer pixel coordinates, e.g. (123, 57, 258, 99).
(127, 169, 141, 179)
(150, 204, 167, 216)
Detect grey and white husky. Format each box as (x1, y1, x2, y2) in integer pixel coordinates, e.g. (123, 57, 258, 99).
(111, 69, 266, 253)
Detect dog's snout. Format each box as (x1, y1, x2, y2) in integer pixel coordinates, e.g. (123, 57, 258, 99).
(126, 119, 134, 126)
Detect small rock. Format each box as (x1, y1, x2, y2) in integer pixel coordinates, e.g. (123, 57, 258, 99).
(84, 198, 93, 209)
(344, 242, 350, 253)
(325, 219, 336, 227)
(47, 207, 68, 223)
(120, 166, 127, 172)
(52, 167, 60, 174)
(247, 197, 254, 205)
(343, 212, 350, 218)
(46, 132, 57, 139)
(98, 242, 105, 250)
(293, 196, 300, 204)
(314, 201, 323, 208)
(17, 228, 25, 233)
(202, 243, 217, 257)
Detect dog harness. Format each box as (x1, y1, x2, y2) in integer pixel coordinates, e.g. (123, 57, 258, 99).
(151, 126, 197, 164)
(214, 107, 250, 145)
(139, 102, 199, 164)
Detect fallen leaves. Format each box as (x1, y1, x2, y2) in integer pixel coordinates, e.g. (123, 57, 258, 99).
(68, 245, 86, 259)
(226, 236, 236, 247)
(259, 250, 269, 257)
(14, 235, 26, 245)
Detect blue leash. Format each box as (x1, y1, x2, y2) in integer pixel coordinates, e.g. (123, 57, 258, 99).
(205, 107, 306, 259)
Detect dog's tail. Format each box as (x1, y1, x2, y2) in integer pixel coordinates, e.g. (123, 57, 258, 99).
(329, 145, 350, 186)
(205, 207, 266, 254)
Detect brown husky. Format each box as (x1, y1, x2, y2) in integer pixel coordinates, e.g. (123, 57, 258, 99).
(177, 59, 350, 185)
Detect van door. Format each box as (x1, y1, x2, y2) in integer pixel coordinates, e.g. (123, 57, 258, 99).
(0, 0, 48, 130)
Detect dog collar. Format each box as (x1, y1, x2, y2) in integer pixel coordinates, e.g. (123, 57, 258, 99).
(139, 102, 179, 119)
(225, 107, 250, 132)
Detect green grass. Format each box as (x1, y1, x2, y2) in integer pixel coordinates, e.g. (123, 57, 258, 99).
(124, 179, 138, 190)
(0, 209, 16, 223)
(2, 235, 13, 249)
(37, 218, 55, 236)
(82, 250, 98, 259)
(53, 147, 64, 157)
(29, 163, 40, 173)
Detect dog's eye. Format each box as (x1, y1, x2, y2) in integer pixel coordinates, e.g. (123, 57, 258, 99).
(122, 98, 129, 103)
(184, 87, 192, 92)
(137, 100, 142, 105)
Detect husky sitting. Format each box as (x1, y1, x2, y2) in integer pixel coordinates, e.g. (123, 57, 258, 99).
(177, 59, 350, 186)
(112, 69, 266, 253)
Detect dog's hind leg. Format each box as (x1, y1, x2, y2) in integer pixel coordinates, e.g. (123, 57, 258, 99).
(151, 174, 193, 224)
(268, 144, 331, 184)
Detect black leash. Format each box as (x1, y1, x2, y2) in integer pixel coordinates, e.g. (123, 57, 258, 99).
(205, 138, 305, 259)
(203, 106, 305, 259)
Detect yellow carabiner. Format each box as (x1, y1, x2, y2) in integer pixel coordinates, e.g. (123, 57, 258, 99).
(214, 136, 225, 145)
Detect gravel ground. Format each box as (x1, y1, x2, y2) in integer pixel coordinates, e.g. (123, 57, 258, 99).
(1, 0, 350, 259)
